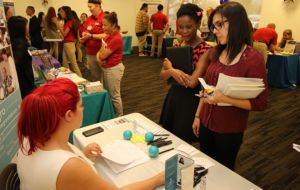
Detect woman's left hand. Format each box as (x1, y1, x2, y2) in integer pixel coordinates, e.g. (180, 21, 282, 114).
(203, 90, 226, 105)
(83, 143, 102, 158)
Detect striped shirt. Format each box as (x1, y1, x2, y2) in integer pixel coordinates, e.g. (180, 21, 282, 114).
(135, 10, 149, 33)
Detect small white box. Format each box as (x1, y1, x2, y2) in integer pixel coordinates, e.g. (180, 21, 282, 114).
(84, 81, 103, 94)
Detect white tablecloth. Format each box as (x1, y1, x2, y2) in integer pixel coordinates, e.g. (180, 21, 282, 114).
(73, 113, 262, 190)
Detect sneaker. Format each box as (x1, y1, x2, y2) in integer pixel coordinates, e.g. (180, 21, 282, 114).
(138, 53, 147, 57)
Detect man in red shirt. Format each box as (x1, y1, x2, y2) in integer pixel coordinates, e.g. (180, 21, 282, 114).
(79, 0, 106, 82)
(150, 4, 169, 57)
(253, 23, 278, 53)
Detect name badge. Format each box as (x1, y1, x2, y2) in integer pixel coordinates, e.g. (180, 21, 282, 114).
(87, 25, 92, 30)
(95, 22, 99, 26)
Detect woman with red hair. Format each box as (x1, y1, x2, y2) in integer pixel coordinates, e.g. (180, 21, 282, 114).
(17, 78, 164, 190)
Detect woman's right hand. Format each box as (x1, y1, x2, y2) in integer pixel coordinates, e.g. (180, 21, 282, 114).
(192, 117, 200, 137)
(171, 69, 190, 87)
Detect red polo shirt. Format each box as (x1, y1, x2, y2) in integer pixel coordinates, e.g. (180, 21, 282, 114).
(150, 11, 168, 30)
(253, 27, 278, 46)
(83, 11, 105, 55)
(102, 31, 123, 68)
(64, 20, 76, 43)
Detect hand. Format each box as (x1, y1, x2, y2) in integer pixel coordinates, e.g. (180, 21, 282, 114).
(192, 117, 200, 137)
(82, 143, 102, 158)
(187, 75, 199, 88)
(81, 32, 91, 41)
(162, 58, 172, 70)
(203, 89, 225, 105)
(154, 171, 165, 186)
(171, 69, 190, 87)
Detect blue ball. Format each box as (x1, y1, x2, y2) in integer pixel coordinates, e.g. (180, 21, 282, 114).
(123, 130, 132, 140)
(148, 145, 159, 158)
(145, 132, 154, 142)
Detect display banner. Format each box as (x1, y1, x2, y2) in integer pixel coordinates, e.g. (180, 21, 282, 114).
(0, 0, 22, 171)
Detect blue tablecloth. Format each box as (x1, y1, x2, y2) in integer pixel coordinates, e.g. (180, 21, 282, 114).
(266, 53, 299, 88)
(122, 36, 132, 55)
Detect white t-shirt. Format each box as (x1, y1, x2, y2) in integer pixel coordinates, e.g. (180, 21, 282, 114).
(17, 143, 97, 190)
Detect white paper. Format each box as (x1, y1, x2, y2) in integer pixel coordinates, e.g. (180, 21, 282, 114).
(192, 157, 215, 169)
(292, 143, 300, 152)
(176, 144, 198, 156)
(101, 140, 149, 173)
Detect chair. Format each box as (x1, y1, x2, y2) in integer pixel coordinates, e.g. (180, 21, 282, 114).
(253, 41, 268, 64)
(294, 42, 300, 54)
(0, 163, 20, 190)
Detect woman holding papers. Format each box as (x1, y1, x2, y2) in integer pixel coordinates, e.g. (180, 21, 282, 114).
(192, 2, 268, 170)
(17, 78, 164, 190)
(160, 3, 211, 143)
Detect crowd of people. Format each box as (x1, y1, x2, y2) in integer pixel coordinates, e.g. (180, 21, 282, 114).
(2, 0, 295, 189)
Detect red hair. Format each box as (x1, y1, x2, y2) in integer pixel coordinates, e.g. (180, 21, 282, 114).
(17, 78, 80, 155)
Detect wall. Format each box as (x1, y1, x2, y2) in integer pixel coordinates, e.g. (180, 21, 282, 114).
(13, 0, 145, 46)
(12, 0, 300, 46)
(259, 0, 300, 41)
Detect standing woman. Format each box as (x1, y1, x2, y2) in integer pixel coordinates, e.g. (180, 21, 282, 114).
(192, 2, 268, 170)
(56, 6, 82, 76)
(7, 16, 35, 98)
(160, 4, 211, 143)
(78, 13, 88, 68)
(96, 12, 125, 117)
(44, 7, 60, 59)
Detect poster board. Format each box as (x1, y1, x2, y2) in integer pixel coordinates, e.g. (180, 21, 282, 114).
(0, 0, 22, 171)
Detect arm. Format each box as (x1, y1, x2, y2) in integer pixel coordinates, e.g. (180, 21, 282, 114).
(160, 58, 190, 87)
(57, 21, 70, 37)
(57, 158, 164, 190)
(192, 98, 204, 137)
(188, 50, 211, 88)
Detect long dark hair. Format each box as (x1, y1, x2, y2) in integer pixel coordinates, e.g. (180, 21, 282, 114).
(46, 7, 57, 30)
(61, 6, 79, 39)
(7, 16, 28, 40)
(208, 2, 252, 63)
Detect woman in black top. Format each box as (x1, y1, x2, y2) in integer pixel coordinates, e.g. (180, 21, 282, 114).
(8, 16, 35, 98)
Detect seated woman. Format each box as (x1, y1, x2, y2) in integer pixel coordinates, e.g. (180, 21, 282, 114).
(278, 29, 293, 49)
(17, 78, 164, 190)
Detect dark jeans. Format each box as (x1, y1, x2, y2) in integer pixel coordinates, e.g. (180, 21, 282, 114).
(199, 124, 244, 170)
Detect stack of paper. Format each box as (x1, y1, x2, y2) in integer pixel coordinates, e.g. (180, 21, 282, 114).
(216, 73, 265, 99)
(199, 73, 265, 106)
(101, 140, 149, 173)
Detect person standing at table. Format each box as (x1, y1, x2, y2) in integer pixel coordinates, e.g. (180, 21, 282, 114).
(160, 4, 211, 143)
(150, 4, 169, 58)
(278, 29, 293, 49)
(7, 16, 35, 99)
(26, 6, 43, 49)
(80, 0, 106, 82)
(192, 2, 268, 170)
(253, 23, 278, 53)
(78, 13, 89, 68)
(44, 7, 61, 59)
(17, 78, 165, 190)
(135, 3, 149, 57)
(96, 12, 125, 117)
(56, 6, 82, 77)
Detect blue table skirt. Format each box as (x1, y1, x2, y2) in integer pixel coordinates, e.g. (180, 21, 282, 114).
(266, 53, 299, 88)
(69, 90, 115, 143)
(122, 36, 132, 55)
